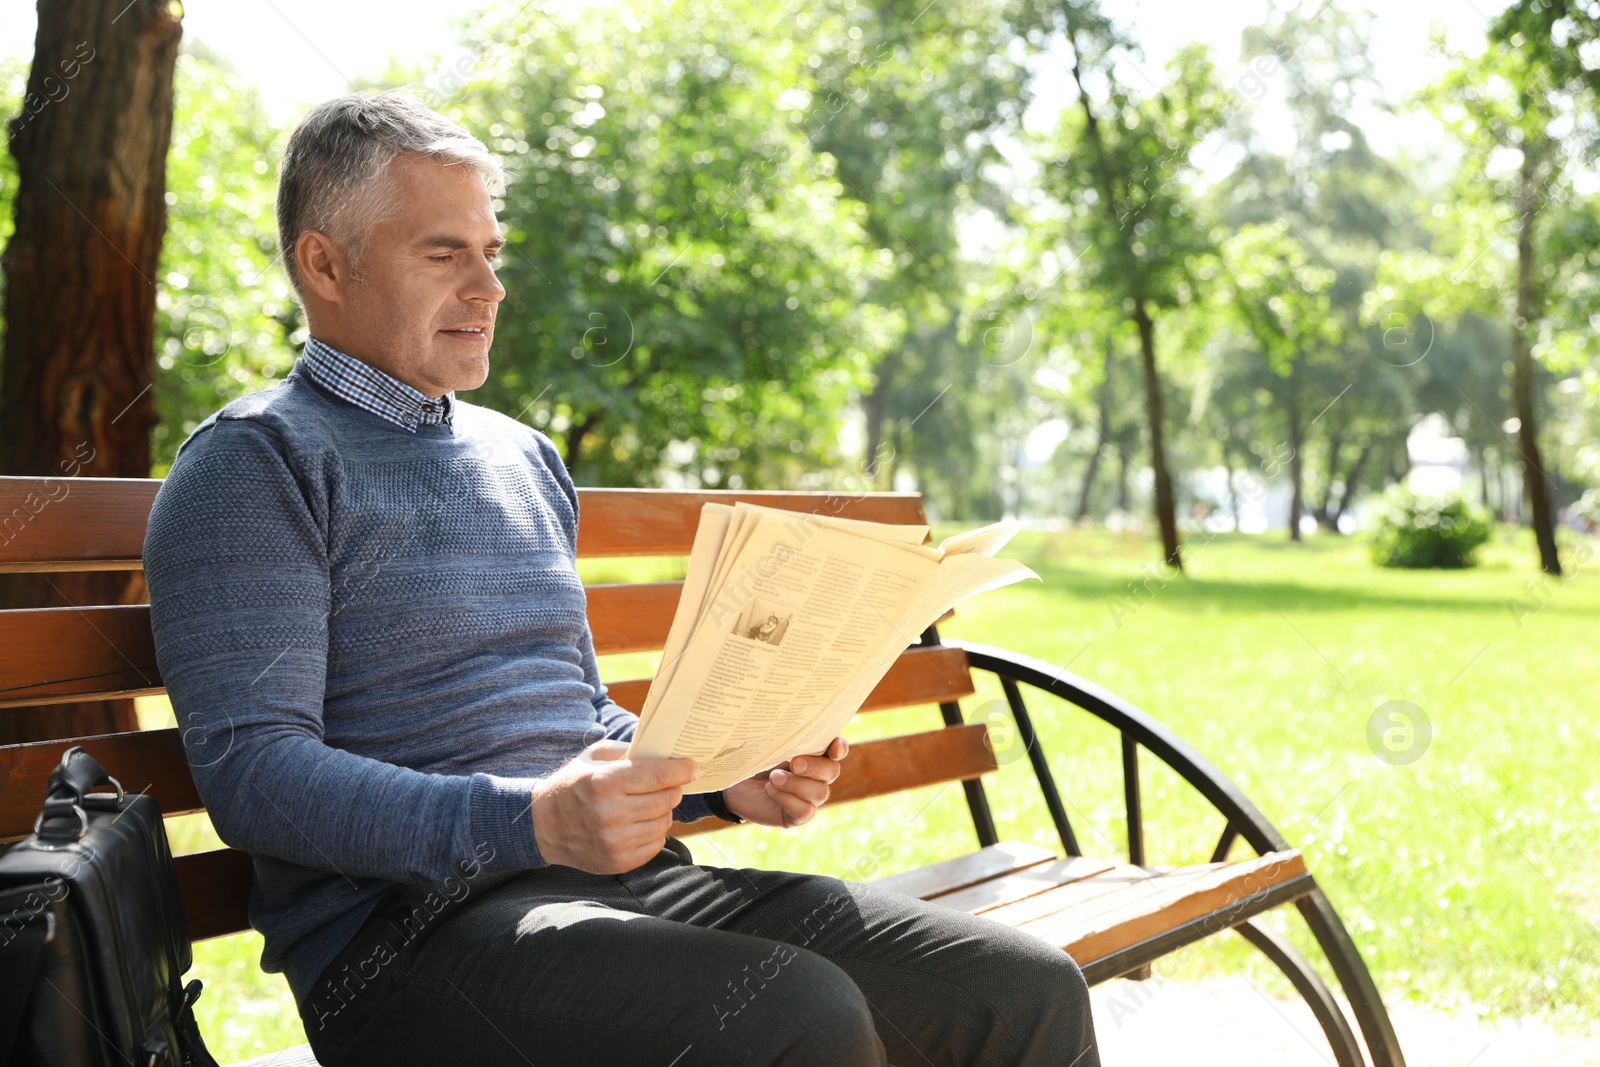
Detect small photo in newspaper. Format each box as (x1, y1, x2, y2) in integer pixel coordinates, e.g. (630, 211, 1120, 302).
(732, 597, 795, 648)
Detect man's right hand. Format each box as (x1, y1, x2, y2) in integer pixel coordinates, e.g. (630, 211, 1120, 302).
(530, 740, 698, 875)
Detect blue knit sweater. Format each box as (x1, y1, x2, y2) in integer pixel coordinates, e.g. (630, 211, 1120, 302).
(143, 364, 714, 1008)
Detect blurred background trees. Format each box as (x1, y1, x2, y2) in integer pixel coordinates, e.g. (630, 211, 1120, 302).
(3, 0, 1598, 577)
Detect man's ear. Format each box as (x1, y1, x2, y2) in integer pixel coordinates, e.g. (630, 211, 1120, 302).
(296, 230, 350, 305)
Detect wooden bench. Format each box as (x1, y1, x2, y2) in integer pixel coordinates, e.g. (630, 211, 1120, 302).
(0, 477, 1406, 1067)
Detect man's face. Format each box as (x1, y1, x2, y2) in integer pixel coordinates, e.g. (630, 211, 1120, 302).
(325, 154, 507, 397)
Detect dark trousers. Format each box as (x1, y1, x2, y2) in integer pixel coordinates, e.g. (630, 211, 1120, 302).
(301, 844, 1101, 1067)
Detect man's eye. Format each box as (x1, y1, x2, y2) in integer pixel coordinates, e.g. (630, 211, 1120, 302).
(429, 253, 453, 263)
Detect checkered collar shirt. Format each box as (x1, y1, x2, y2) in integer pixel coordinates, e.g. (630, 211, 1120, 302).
(298, 337, 454, 432)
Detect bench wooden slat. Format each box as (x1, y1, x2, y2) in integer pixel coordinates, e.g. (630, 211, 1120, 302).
(575, 489, 928, 558)
(0, 477, 157, 573)
(587, 581, 680, 655)
(671, 723, 998, 837)
(0, 478, 927, 571)
(931, 855, 1121, 914)
(0, 728, 203, 842)
(1, 644, 976, 840)
(0, 585, 687, 697)
(2, 594, 965, 708)
(983, 859, 1226, 930)
(605, 645, 974, 717)
(175, 848, 253, 942)
(0, 605, 161, 709)
(1014, 851, 1310, 967)
(871, 841, 1057, 900)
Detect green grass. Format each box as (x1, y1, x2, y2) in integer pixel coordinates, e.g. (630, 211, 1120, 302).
(150, 523, 1600, 1060)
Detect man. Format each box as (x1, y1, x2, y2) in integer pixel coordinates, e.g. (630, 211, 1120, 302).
(144, 92, 1099, 1067)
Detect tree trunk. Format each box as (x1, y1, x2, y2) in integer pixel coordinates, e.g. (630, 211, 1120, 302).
(1487, 446, 1502, 519)
(862, 348, 901, 488)
(561, 410, 602, 474)
(1313, 427, 1343, 529)
(1512, 144, 1561, 575)
(1224, 445, 1241, 529)
(1476, 444, 1490, 511)
(1130, 298, 1182, 569)
(0, 0, 182, 744)
(1286, 380, 1304, 543)
(1116, 448, 1130, 514)
(1330, 441, 1371, 530)
(1074, 335, 1113, 523)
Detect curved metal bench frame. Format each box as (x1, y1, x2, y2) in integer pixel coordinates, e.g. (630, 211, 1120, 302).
(933, 637, 1405, 1067)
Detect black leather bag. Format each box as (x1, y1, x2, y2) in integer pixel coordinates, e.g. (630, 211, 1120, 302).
(0, 746, 219, 1067)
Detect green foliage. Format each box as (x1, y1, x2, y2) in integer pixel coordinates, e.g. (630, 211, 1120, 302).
(0, 59, 21, 248)
(1219, 220, 1339, 377)
(152, 48, 299, 470)
(418, 1, 897, 488)
(1368, 485, 1492, 569)
(0, 57, 23, 323)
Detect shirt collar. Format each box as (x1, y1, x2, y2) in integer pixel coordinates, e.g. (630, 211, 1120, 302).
(298, 337, 454, 432)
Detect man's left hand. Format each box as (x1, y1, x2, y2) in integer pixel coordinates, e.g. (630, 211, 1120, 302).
(721, 736, 848, 828)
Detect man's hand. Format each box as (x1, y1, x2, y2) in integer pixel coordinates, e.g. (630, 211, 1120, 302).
(721, 736, 848, 828)
(531, 741, 697, 874)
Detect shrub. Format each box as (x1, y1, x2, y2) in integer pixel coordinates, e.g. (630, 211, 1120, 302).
(1368, 486, 1492, 569)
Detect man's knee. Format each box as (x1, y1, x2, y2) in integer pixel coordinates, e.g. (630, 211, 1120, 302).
(712, 947, 882, 1066)
(1010, 936, 1094, 1018)
(1000, 941, 1100, 1065)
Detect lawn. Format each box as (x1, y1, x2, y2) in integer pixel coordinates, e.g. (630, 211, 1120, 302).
(149, 523, 1600, 1061)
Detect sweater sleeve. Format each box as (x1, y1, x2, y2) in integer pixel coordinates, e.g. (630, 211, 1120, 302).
(144, 420, 546, 882)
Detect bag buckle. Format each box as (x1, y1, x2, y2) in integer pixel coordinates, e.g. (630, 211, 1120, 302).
(82, 772, 127, 810)
(34, 800, 89, 841)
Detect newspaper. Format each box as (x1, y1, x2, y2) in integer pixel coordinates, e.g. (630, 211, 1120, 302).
(626, 503, 1038, 792)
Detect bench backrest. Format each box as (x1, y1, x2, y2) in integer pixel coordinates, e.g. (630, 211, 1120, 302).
(0, 476, 995, 941)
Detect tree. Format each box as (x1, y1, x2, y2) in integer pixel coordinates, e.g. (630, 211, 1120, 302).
(794, 0, 1028, 493)
(1209, 2, 1422, 537)
(1219, 222, 1341, 540)
(1386, 7, 1600, 575)
(1038, 28, 1225, 569)
(437, 1, 891, 489)
(0, 0, 183, 744)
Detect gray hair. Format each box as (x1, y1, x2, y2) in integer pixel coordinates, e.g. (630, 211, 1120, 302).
(276, 91, 505, 296)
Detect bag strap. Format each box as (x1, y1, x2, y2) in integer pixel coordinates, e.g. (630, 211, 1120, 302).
(174, 980, 221, 1067)
(0, 912, 53, 1062)
(37, 746, 126, 845)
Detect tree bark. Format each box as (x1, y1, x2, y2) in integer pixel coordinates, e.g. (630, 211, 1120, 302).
(0, 0, 182, 744)
(1512, 143, 1561, 575)
(1131, 298, 1182, 569)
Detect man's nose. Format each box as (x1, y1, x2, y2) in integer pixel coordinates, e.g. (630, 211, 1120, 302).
(464, 255, 507, 305)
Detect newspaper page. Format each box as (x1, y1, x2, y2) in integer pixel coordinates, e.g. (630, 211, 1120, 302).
(633, 504, 929, 739)
(627, 507, 1036, 792)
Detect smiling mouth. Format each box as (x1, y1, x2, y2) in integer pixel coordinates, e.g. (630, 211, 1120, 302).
(441, 326, 490, 341)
